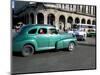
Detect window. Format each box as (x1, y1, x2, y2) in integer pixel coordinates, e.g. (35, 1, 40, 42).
(64, 4, 66, 9)
(88, 6, 91, 14)
(93, 6, 96, 15)
(49, 29, 58, 34)
(61, 4, 63, 8)
(38, 28, 47, 34)
(28, 29, 37, 34)
(76, 5, 80, 12)
(82, 5, 86, 13)
(69, 4, 73, 11)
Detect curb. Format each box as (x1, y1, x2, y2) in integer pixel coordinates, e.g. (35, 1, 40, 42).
(78, 43, 96, 46)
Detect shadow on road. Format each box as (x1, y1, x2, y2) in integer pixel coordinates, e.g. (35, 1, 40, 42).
(12, 52, 22, 57)
(12, 49, 68, 57)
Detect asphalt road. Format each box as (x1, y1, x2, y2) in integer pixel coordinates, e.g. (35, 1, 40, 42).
(12, 45, 96, 74)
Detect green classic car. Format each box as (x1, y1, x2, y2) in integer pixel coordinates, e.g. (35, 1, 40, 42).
(87, 29, 96, 37)
(12, 24, 77, 56)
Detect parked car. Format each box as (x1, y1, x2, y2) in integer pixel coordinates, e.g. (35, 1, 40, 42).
(68, 30, 87, 41)
(87, 29, 96, 37)
(12, 24, 77, 56)
(67, 24, 87, 41)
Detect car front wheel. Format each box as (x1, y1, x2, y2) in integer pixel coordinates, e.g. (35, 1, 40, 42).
(67, 42, 75, 51)
(22, 45, 34, 57)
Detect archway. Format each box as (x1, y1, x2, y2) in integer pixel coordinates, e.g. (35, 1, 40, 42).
(37, 13, 44, 24)
(47, 14, 55, 25)
(92, 20, 96, 25)
(81, 18, 86, 24)
(87, 19, 91, 24)
(75, 17, 80, 24)
(67, 16, 73, 24)
(59, 15, 66, 31)
(30, 13, 34, 24)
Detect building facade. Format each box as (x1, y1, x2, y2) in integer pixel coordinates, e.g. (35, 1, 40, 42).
(14, 2, 96, 30)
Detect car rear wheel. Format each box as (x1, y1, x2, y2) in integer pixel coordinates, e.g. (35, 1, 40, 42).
(22, 45, 34, 57)
(68, 42, 75, 51)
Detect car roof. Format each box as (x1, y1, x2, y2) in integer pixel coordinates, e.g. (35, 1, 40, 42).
(23, 24, 56, 28)
(20, 24, 56, 33)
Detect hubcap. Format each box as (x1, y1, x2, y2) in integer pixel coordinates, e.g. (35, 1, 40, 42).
(22, 45, 33, 56)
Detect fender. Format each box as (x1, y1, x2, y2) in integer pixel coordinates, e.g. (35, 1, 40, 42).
(22, 39, 38, 51)
(56, 38, 76, 49)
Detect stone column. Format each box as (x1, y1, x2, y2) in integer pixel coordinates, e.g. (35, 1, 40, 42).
(70, 4, 72, 11)
(55, 15, 59, 29)
(91, 6, 93, 15)
(73, 17, 75, 24)
(44, 14, 47, 24)
(86, 5, 88, 14)
(62, 4, 64, 9)
(65, 17, 68, 30)
(73, 5, 76, 12)
(66, 4, 69, 11)
(80, 5, 82, 12)
(34, 13, 37, 24)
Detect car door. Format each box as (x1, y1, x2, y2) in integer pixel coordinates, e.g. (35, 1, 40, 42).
(35, 28, 50, 50)
(48, 28, 61, 48)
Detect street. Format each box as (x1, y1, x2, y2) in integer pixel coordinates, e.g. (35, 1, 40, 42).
(12, 45, 96, 74)
(11, 2, 96, 74)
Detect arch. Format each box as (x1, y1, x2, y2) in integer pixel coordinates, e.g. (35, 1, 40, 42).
(37, 13, 44, 24)
(92, 20, 96, 25)
(30, 13, 34, 24)
(75, 17, 80, 24)
(47, 13, 55, 25)
(81, 18, 86, 24)
(87, 19, 91, 24)
(67, 16, 73, 24)
(59, 15, 66, 31)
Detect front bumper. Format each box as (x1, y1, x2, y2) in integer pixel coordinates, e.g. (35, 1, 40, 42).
(75, 35, 85, 40)
(87, 33, 96, 37)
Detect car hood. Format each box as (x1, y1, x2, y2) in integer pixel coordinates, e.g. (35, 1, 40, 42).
(68, 30, 86, 35)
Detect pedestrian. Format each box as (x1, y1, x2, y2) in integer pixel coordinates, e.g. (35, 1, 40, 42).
(15, 22, 23, 32)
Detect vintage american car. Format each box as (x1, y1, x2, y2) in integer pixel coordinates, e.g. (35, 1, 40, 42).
(12, 24, 77, 56)
(87, 29, 96, 37)
(68, 30, 87, 41)
(67, 24, 87, 41)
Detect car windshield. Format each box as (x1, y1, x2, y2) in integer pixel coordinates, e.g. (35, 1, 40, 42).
(88, 29, 95, 32)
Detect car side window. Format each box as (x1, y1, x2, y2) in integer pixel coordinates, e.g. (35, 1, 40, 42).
(28, 29, 37, 34)
(49, 29, 58, 34)
(38, 28, 47, 34)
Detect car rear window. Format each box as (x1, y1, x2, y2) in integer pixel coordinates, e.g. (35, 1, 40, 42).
(49, 29, 58, 34)
(28, 29, 37, 34)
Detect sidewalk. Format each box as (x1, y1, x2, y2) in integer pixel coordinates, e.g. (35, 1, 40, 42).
(77, 37, 96, 46)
